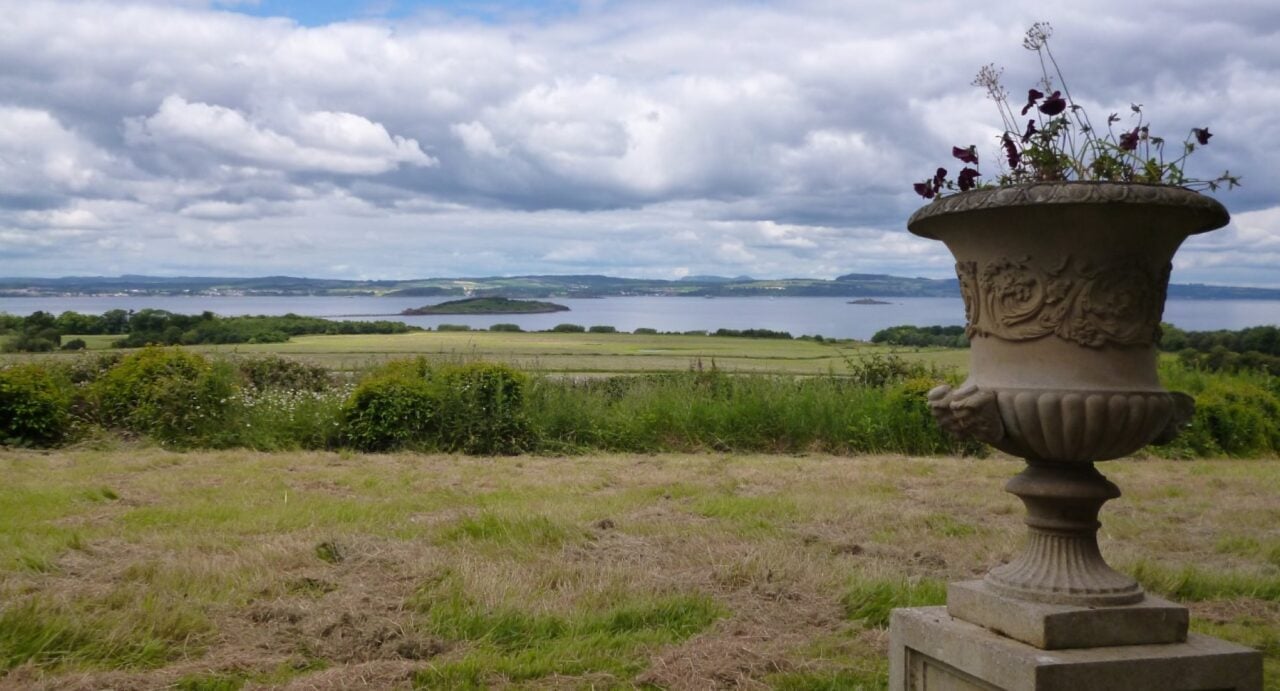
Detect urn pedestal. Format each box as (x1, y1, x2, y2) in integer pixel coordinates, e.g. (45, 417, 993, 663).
(886, 183, 1262, 691)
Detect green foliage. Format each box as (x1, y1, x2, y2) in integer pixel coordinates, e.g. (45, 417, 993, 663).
(60, 338, 87, 351)
(340, 359, 529, 454)
(89, 347, 239, 446)
(430, 362, 530, 455)
(587, 325, 617, 333)
(341, 359, 437, 451)
(1129, 560, 1280, 602)
(436, 324, 472, 332)
(437, 513, 574, 547)
(236, 355, 332, 393)
(488, 323, 522, 332)
(0, 363, 73, 446)
(872, 324, 968, 348)
(0, 596, 208, 672)
(632, 327, 657, 334)
(525, 369, 980, 456)
(2, 309, 418, 350)
(841, 578, 947, 628)
(549, 323, 585, 333)
(409, 571, 723, 686)
(1155, 361, 1280, 458)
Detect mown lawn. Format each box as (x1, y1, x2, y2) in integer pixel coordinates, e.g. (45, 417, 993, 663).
(1, 449, 1276, 689)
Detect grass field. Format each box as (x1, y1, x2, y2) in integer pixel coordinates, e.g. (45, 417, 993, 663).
(41, 330, 970, 376)
(172, 331, 970, 376)
(1, 449, 1277, 689)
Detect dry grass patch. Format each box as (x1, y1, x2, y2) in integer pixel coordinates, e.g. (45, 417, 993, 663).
(0, 448, 1276, 689)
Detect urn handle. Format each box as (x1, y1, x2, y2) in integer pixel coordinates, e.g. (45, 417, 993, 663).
(927, 383, 1005, 444)
(1151, 391, 1196, 446)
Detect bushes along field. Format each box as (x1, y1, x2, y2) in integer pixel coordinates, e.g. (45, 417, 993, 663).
(2, 346, 1278, 457)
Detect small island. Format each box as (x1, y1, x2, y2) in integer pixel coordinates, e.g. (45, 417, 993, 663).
(848, 298, 892, 305)
(402, 296, 570, 315)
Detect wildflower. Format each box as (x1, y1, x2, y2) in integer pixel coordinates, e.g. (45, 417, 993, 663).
(957, 167, 981, 191)
(1038, 90, 1066, 116)
(913, 182, 935, 199)
(1192, 127, 1212, 145)
(952, 145, 979, 165)
(1021, 119, 1039, 143)
(1020, 88, 1044, 115)
(1119, 127, 1141, 151)
(1001, 134, 1021, 168)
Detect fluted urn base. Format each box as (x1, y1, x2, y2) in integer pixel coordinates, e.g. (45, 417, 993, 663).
(986, 461, 1141, 606)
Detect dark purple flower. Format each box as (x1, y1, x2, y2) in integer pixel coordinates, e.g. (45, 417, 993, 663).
(957, 167, 980, 192)
(1020, 88, 1044, 116)
(1021, 119, 1038, 143)
(913, 182, 935, 199)
(1001, 133, 1021, 168)
(1119, 127, 1141, 151)
(1038, 90, 1066, 116)
(952, 145, 979, 165)
(933, 167, 948, 186)
(1192, 127, 1212, 145)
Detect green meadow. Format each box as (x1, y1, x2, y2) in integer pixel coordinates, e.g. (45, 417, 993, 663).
(1, 332, 1278, 688)
(51, 329, 971, 376)
(1, 450, 1277, 689)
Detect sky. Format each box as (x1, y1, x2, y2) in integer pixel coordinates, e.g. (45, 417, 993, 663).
(1, 0, 1279, 285)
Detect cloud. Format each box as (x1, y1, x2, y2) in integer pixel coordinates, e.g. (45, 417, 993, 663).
(128, 96, 435, 174)
(0, 0, 1276, 283)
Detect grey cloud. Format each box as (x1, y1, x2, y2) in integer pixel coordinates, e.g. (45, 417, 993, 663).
(0, 0, 1277, 283)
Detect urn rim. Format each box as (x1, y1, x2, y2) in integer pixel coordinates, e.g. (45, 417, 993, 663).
(907, 181, 1230, 239)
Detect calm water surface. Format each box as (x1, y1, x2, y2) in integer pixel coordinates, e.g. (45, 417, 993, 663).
(2, 295, 1277, 341)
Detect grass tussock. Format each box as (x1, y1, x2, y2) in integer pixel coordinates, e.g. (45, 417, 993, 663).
(410, 567, 725, 687)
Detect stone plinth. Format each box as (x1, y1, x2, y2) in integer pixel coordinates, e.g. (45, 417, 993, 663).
(947, 580, 1188, 650)
(889, 607, 1262, 691)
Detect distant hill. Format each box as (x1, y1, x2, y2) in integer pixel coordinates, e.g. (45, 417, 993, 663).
(2, 273, 1279, 300)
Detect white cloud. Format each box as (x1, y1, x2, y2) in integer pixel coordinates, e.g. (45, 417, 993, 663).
(128, 96, 435, 174)
(0, 0, 1276, 283)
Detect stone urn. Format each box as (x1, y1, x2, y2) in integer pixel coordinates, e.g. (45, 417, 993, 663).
(907, 182, 1229, 628)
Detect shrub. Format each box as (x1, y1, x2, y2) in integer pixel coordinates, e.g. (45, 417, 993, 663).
(633, 328, 658, 335)
(489, 323, 523, 332)
(587, 325, 617, 333)
(236, 355, 332, 392)
(60, 338, 87, 351)
(437, 324, 472, 332)
(430, 362, 531, 455)
(340, 359, 529, 454)
(550, 324, 585, 333)
(1181, 381, 1280, 457)
(0, 364, 73, 446)
(341, 360, 437, 451)
(90, 347, 238, 446)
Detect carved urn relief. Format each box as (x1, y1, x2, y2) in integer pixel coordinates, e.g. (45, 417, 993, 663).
(908, 182, 1229, 608)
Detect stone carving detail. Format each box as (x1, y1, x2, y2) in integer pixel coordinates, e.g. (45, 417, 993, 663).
(927, 383, 1004, 445)
(984, 462, 1143, 607)
(907, 181, 1230, 230)
(928, 384, 1181, 463)
(956, 256, 1169, 348)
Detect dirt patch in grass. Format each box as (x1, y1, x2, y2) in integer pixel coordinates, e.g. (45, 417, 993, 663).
(1, 449, 1277, 688)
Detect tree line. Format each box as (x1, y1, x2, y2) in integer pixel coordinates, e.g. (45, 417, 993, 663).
(1, 309, 418, 352)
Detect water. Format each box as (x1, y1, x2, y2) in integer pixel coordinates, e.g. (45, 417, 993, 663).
(2, 295, 1278, 341)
